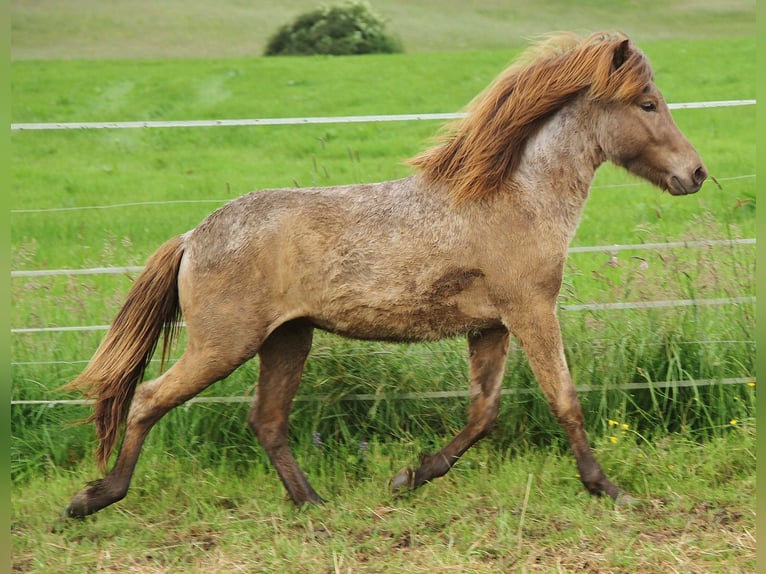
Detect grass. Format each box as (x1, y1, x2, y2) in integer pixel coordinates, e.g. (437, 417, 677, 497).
(9, 39, 757, 268)
(9, 3, 756, 570)
(10, 0, 756, 60)
(12, 431, 755, 573)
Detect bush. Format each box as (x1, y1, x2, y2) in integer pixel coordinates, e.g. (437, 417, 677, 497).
(264, 1, 402, 56)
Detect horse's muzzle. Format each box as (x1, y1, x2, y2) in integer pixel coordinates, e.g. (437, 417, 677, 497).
(669, 165, 707, 195)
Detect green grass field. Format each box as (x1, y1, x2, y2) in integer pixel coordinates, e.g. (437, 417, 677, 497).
(10, 0, 757, 60)
(10, 2, 756, 572)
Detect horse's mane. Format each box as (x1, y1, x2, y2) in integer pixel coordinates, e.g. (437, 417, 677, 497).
(407, 32, 654, 204)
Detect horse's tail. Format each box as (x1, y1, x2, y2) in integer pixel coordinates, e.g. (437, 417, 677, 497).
(64, 235, 185, 472)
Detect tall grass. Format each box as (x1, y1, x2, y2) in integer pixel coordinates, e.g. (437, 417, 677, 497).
(11, 219, 755, 482)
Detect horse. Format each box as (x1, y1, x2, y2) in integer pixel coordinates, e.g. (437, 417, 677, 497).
(64, 31, 707, 518)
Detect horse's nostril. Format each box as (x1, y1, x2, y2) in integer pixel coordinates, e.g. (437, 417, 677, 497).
(693, 166, 707, 187)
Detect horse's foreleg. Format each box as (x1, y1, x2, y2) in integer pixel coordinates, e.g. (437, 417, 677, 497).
(511, 306, 621, 501)
(247, 321, 323, 506)
(392, 327, 509, 492)
(66, 351, 241, 518)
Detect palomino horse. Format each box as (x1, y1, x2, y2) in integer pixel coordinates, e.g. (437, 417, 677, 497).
(65, 32, 706, 518)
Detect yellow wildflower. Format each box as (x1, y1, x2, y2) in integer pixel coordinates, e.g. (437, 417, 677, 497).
(730, 419, 738, 426)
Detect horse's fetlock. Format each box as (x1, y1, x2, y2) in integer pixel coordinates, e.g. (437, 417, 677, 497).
(91, 477, 129, 501)
(578, 467, 614, 497)
(416, 451, 453, 482)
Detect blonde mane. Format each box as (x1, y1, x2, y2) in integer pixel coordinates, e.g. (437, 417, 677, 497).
(407, 32, 654, 203)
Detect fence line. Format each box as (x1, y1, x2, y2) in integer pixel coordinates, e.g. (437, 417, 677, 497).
(560, 296, 755, 312)
(10, 173, 756, 215)
(9, 99, 756, 132)
(11, 338, 755, 369)
(12, 199, 228, 215)
(567, 237, 755, 254)
(10, 238, 756, 279)
(10, 377, 755, 407)
(10, 296, 756, 335)
(12, 266, 145, 279)
(11, 103, 756, 408)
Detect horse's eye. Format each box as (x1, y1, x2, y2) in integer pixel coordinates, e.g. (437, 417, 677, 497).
(640, 101, 657, 112)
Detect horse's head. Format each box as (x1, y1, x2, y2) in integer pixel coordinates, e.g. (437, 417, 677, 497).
(409, 32, 708, 203)
(597, 41, 707, 196)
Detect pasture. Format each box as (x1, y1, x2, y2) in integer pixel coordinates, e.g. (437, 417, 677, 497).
(10, 3, 755, 572)
(10, 0, 757, 59)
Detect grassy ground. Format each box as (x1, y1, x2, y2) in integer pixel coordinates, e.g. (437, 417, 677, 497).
(10, 0, 756, 60)
(11, 431, 756, 573)
(10, 38, 757, 268)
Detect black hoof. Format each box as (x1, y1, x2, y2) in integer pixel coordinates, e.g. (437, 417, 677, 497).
(65, 491, 93, 519)
(391, 467, 414, 493)
(52, 495, 91, 532)
(63, 478, 122, 519)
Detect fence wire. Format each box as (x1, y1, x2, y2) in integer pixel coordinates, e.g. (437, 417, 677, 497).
(9, 99, 756, 132)
(11, 99, 756, 408)
(10, 378, 756, 407)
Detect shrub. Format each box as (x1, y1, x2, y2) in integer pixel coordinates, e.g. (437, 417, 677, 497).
(264, 1, 402, 56)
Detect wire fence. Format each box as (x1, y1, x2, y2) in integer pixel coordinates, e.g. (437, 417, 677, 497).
(11, 233, 757, 406)
(10, 377, 756, 407)
(7, 175, 756, 216)
(9, 99, 757, 132)
(7, 296, 758, 336)
(10, 237, 756, 279)
(11, 99, 757, 407)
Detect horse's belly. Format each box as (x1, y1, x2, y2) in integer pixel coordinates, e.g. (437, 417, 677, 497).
(308, 296, 502, 343)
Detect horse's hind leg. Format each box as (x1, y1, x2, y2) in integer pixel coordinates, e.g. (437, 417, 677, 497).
(392, 327, 510, 491)
(66, 347, 248, 518)
(247, 320, 322, 505)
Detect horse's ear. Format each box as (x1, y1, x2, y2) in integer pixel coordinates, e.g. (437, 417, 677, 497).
(612, 39, 631, 70)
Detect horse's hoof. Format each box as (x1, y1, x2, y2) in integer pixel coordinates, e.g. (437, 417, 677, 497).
(65, 505, 87, 519)
(391, 467, 414, 493)
(52, 499, 88, 532)
(65, 491, 92, 519)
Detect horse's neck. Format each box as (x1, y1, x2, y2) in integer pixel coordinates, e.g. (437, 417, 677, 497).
(507, 98, 604, 240)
